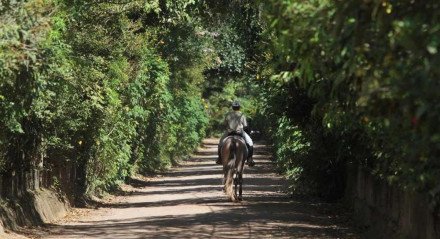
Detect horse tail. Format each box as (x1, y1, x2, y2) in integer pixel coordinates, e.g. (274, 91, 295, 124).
(224, 137, 237, 202)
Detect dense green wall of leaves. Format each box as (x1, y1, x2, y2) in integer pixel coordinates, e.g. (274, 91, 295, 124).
(258, 0, 440, 202)
(0, 0, 210, 200)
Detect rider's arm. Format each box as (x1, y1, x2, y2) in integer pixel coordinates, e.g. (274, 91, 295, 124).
(241, 114, 248, 127)
(242, 114, 250, 134)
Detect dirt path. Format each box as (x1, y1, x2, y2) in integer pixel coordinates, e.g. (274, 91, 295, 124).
(34, 139, 359, 239)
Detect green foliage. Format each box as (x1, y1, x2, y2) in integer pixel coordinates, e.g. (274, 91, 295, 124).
(127, 48, 173, 173)
(60, 0, 210, 194)
(197, 1, 263, 135)
(0, 0, 64, 174)
(259, 0, 440, 202)
(0, 0, 209, 200)
(273, 116, 310, 194)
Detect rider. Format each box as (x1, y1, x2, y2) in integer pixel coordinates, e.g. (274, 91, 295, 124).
(216, 101, 255, 167)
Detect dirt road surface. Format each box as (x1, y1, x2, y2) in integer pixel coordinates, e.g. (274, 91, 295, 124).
(32, 138, 359, 239)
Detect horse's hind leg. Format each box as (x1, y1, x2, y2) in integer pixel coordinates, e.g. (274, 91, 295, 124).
(222, 165, 228, 192)
(234, 173, 238, 199)
(238, 173, 243, 201)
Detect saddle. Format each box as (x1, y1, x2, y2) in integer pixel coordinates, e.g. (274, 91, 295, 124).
(222, 132, 248, 153)
(222, 131, 244, 143)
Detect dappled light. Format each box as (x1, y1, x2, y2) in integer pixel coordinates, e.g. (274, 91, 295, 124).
(1, 1, 438, 238)
(43, 140, 357, 239)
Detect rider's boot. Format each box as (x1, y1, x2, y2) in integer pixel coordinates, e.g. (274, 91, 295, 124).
(216, 145, 222, 165)
(247, 145, 255, 167)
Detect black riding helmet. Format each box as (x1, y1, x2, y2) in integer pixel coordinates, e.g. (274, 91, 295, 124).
(232, 101, 240, 110)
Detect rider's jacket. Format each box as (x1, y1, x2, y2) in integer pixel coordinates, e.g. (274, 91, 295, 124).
(224, 111, 248, 134)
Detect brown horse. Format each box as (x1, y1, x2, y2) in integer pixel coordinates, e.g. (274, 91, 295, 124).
(220, 135, 248, 202)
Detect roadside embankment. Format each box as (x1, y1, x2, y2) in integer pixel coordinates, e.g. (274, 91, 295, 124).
(0, 188, 69, 235)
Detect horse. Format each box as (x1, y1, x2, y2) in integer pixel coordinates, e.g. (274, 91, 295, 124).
(220, 135, 248, 202)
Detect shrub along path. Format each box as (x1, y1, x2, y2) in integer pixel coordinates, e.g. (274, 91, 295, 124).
(35, 139, 359, 238)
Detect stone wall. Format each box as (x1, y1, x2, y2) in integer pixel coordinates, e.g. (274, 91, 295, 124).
(345, 164, 440, 239)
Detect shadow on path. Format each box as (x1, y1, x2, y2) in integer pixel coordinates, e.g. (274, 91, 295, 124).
(43, 138, 359, 239)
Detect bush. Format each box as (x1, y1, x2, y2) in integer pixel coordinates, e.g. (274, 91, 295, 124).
(0, 0, 210, 201)
(259, 0, 440, 203)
